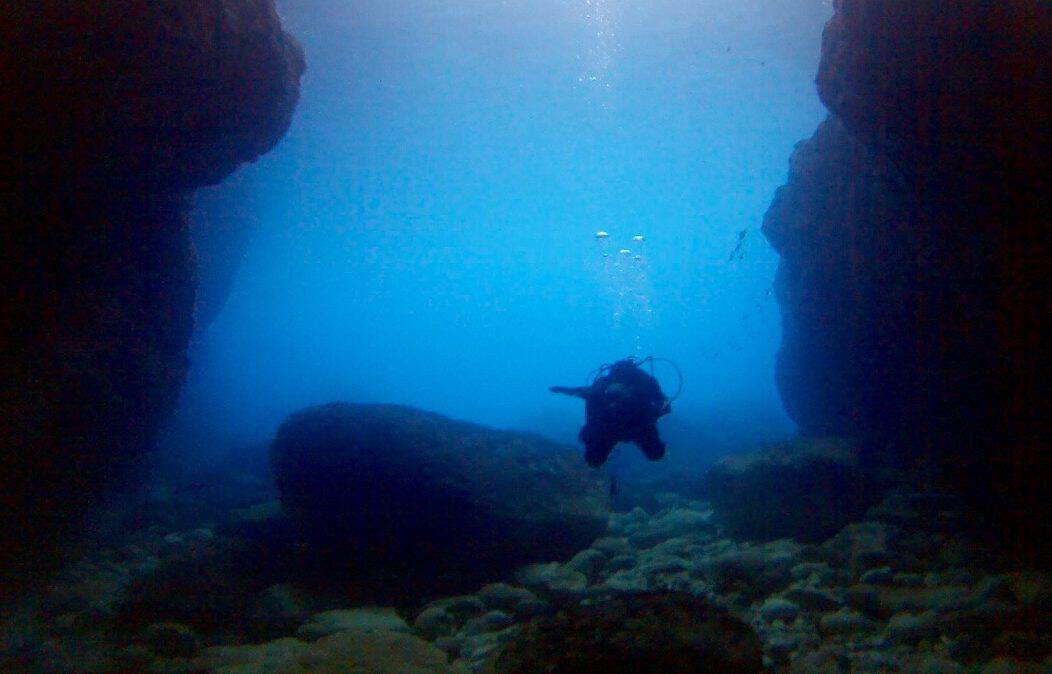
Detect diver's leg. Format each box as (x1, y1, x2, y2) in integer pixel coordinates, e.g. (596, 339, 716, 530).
(635, 424, 666, 461)
(584, 435, 616, 467)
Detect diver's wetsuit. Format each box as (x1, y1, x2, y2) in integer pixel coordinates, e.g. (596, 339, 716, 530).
(551, 359, 671, 467)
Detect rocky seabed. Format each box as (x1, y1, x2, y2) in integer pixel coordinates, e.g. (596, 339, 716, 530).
(2, 490, 1049, 673)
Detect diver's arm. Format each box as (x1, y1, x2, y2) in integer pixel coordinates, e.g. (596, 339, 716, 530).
(550, 386, 591, 399)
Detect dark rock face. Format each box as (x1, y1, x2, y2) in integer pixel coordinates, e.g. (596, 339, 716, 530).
(705, 438, 879, 543)
(764, 116, 913, 439)
(495, 592, 763, 674)
(762, 0, 1050, 550)
(0, 1, 304, 575)
(270, 404, 609, 599)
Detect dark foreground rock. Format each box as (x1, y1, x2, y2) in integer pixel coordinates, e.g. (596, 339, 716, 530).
(0, 0, 305, 580)
(704, 438, 879, 543)
(271, 404, 609, 599)
(495, 592, 763, 674)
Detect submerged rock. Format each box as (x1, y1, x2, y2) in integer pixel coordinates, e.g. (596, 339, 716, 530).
(296, 607, 409, 640)
(247, 583, 313, 639)
(478, 584, 536, 613)
(496, 592, 763, 673)
(704, 438, 878, 543)
(175, 629, 468, 673)
(140, 622, 200, 659)
(459, 610, 515, 636)
(758, 597, 801, 623)
(818, 608, 877, 636)
(271, 403, 608, 598)
(515, 562, 588, 596)
(884, 610, 937, 645)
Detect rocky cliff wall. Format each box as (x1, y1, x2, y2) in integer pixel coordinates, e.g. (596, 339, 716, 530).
(762, 0, 1049, 550)
(0, 0, 305, 576)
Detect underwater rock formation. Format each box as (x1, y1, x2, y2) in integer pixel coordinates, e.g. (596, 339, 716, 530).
(495, 592, 763, 673)
(704, 438, 878, 543)
(762, 0, 1050, 550)
(270, 404, 609, 599)
(0, 1, 304, 577)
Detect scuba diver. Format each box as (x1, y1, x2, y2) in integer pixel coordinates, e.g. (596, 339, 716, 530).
(551, 358, 672, 467)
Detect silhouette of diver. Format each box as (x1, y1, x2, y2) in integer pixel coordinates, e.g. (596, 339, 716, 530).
(551, 358, 671, 467)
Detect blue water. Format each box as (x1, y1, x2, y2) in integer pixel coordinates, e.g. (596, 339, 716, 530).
(168, 0, 831, 463)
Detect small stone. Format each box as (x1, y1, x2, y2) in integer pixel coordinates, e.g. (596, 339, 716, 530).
(1005, 571, 1051, 607)
(184, 528, 215, 544)
(944, 634, 986, 661)
(791, 562, 835, 583)
(653, 492, 684, 507)
(861, 566, 895, 585)
(567, 549, 606, 582)
(414, 606, 457, 640)
(515, 563, 587, 595)
(459, 626, 519, 663)
(313, 629, 472, 673)
(894, 573, 924, 587)
(608, 507, 649, 535)
(843, 584, 883, 618)
(433, 634, 463, 657)
(597, 569, 649, 594)
(921, 585, 972, 613)
(759, 597, 800, 623)
(972, 575, 1010, 601)
(230, 499, 284, 523)
(52, 613, 81, 633)
(819, 608, 877, 636)
(478, 584, 535, 612)
(648, 536, 705, 559)
(910, 653, 966, 674)
(992, 630, 1052, 661)
(763, 630, 802, 663)
(513, 598, 552, 619)
(979, 658, 1049, 674)
(427, 595, 486, 621)
(110, 645, 153, 673)
(141, 622, 200, 658)
(297, 607, 409, 640)
(784, 583, 844, 612)
(605, 554, 638, 573)
(637, 555, 691, 578)
(460, 610, 515, 636)
(249, 584, 312, 638)
(628, 508, 712, 548)
(884, 611, 937, 645)
(592, 537, 634, 556)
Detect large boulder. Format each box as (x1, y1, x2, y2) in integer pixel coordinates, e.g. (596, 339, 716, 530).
(494, 592, 763, 673)
(0, 0, 304, 580)
(169, 630, 470, 674)
(704, 438, 879, 543)
(270, 404, 609, 599)
(761, 1, 1049, 556)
